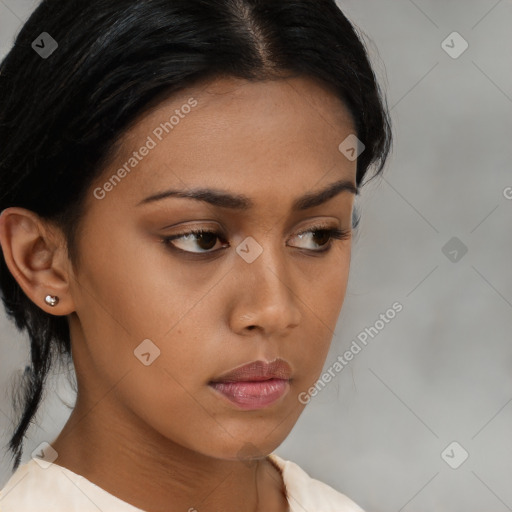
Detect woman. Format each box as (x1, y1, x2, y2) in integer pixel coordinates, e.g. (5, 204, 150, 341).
(0, 0, 392, 510)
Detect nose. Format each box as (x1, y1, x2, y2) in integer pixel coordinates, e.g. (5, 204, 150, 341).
(228, 242, 302, 336)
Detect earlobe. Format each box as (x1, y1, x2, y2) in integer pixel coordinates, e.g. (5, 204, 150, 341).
(0, 207, 75, 316)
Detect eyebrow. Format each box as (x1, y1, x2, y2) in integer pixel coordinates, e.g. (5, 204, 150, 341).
(137, 178, 358, 211)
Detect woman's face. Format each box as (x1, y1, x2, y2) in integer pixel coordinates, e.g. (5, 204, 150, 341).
(66, 75, 358, 461)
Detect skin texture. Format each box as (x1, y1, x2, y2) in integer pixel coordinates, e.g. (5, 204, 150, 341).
(0, 75, 357, 512)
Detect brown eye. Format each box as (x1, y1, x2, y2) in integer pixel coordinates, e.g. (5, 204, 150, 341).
(290, 227, 351, 252)
(162, 229, 227, 254)
(161, 226, 351, 257)
(311, 230, 331, 247)
(189, 231, 218, 251)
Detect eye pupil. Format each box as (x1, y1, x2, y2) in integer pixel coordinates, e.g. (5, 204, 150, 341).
(196, 232, 218, 250)
(312, 231, 330, 247)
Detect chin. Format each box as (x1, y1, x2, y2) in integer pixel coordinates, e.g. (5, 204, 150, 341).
(194, 431, 287, 463)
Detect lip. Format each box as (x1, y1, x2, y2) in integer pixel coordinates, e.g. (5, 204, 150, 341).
(208, 359, 292, 410)
(209, 359, 292, 383)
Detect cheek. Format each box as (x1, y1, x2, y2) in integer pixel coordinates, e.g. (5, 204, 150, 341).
(110, 363, 230, 453)
(296, 251, 351, 378)
(302, 248, 351, 323)
(71, 230, 190, 340)
(69, 230, 230, 394)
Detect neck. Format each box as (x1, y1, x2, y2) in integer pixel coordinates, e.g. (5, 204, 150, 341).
(51, 395, 287, 512)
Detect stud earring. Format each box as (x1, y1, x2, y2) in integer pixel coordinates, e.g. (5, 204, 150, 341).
(44, 295, 59, 307)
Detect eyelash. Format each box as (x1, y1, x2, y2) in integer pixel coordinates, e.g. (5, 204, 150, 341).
(160, 225, 351, 256)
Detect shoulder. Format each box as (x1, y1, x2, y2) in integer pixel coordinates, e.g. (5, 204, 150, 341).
(268, 453, 366, 512)
(0, 459, 143, 512)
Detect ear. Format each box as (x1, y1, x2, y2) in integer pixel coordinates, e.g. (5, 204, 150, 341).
(0, 207, 76, 316)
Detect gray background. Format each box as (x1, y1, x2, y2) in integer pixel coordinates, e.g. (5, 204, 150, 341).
(1, 1, 511, 510)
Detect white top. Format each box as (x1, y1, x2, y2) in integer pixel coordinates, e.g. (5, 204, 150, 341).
(0, 453, 365, 511)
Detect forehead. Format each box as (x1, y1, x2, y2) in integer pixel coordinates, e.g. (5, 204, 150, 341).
(92, 75, 357, 212)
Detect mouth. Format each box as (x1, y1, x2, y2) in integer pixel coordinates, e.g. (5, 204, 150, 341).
(208, 359, 292, 410)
